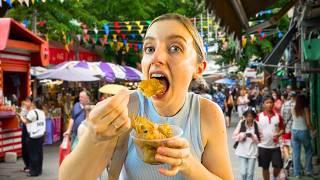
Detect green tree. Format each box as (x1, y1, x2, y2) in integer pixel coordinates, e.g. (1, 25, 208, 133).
(5, 0, 204, 65)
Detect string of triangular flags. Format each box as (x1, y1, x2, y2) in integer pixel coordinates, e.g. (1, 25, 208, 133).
(21, 17, 215, 53)
(0, 0, 70, 7)
(241, 28, 284, 47)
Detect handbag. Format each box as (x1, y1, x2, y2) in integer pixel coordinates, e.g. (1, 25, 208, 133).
(302, 31, 320, 61)
(26, 110, 46, 139)
(59, 136, 71, 166)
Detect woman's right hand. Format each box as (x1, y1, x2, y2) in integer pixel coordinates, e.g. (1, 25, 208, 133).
(87, 89, 131, 139)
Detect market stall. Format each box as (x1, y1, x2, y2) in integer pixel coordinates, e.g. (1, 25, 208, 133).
(0, 18, 49, 159)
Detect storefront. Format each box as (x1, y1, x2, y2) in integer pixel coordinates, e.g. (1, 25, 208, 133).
(0, 18, 48, 159)
(49, 40, 99, 65)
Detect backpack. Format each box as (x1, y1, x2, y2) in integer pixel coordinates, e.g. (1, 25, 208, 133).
(26, 109, 46, 139)
(233, 120, 260, 149)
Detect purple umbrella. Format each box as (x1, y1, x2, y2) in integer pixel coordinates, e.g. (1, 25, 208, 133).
(37, 61, 101, 82)
(123, 66, 143, 81)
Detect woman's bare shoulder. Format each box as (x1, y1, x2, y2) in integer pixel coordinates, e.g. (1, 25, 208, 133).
(199, 96, 226, 145)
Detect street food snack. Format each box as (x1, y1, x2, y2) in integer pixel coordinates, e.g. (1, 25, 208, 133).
(131, 116, 179, 164)
(132, 116, 173, 140)
(138, 79, 166, 97)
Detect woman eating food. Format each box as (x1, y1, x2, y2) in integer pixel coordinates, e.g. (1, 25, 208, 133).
(59, 13, 233, 180)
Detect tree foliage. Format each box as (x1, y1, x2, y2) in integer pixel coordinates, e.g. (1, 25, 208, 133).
(4, 0, 204, 65)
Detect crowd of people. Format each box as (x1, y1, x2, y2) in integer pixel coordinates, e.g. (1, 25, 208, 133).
(190, 78, 317, 179)
(221, 85, 315, 180)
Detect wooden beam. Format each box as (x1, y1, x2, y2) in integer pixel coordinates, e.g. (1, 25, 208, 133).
(246, 0, 298, 34)
(6, 39, 40, 52)
(229, 0, 249, 29)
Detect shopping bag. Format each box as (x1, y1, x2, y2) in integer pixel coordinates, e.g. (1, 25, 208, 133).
(59, 136, 71, 166)
(302, 31, 320, 61)
(26, 110, 46, 139)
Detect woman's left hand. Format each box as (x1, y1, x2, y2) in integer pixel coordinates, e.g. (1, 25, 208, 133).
(155, 137, 193, 176)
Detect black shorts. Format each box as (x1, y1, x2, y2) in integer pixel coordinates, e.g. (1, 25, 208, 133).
(226, 106, 233, 117)
(258, 147, 283, 169)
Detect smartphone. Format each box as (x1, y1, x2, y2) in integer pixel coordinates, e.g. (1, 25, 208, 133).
(246, 133, 252, 138)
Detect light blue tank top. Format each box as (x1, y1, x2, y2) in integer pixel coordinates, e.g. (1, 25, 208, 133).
(120, 91, 204, 180)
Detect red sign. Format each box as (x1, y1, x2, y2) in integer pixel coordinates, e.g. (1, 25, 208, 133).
(49, 48, 99, 65)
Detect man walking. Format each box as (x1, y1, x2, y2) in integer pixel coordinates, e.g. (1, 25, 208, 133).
(63, 90, 90, 150)
(257, 95, 284, 180)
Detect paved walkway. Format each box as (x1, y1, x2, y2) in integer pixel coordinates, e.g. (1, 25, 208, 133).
(0, 112, 319, 179)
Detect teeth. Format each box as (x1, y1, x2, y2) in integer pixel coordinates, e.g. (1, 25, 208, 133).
(151, 73, 165, 78)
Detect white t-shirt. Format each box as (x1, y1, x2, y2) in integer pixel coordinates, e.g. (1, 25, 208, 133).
(257, 112, 284, 148)
(27, 109, 46, 122)
(235, 126, 258, 158)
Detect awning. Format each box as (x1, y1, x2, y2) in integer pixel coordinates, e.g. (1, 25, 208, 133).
(0, 18, 49, 66)
(205, 0, 297, 39)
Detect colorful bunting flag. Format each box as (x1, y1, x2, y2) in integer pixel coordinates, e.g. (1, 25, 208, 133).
(124, 21, 130, 25)
(250, 34, 255, 44)
(109, 41, 114, 48)
(83, 28, 88, 34)
(126, 25, 132, 31)
(84, 34, 90, 42)
(242, 36, 247, 47)
(103, 35, 108, 44)
(134, 43, 138, 52)
(93, 27, 98, 34)
(114, 22, 120, 28)
(123, 39, 127, 46)
(146, 20, 151, 25)
(22, 19, 29, 28)
(112, 34, 117, 40)
(138, 25, 144, 34)
(115, 29, 121, 34)
(6, 0, 12, 7)
(138, 43, 142, 50)
(103, 24, 109, 35)
(135, 21, 140, 26)
(76, 34, 81, 42)
(130, 34, 136, 39)
(121, 34, 126, 40)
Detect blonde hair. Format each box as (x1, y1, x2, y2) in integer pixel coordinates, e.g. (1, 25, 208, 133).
(147, 13, 206, 62)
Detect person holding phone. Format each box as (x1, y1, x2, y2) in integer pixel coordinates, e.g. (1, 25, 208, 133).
(233, 108, 260, 180)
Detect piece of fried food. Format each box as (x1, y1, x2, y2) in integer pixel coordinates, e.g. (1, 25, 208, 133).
(132, 116, 174, 164)
(139, 79, 166, 97)
(132, 116, 173, 139)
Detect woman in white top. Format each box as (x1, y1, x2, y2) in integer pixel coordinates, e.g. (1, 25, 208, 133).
(291, 95, 316, 177)
(233, 108, 260, 180)
(237, 88, 249, 120)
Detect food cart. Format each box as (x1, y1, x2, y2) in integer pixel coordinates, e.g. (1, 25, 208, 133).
(0, 18, 49, 159)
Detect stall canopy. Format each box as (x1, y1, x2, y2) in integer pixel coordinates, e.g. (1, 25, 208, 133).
(205, 0, 297, 39)
(0, 18, 49, 66)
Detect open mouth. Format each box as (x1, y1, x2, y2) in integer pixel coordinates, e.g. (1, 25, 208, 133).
(150, 73, 170, 95)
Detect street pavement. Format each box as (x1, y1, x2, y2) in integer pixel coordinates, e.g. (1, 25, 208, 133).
(0, 112, 319, 180)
